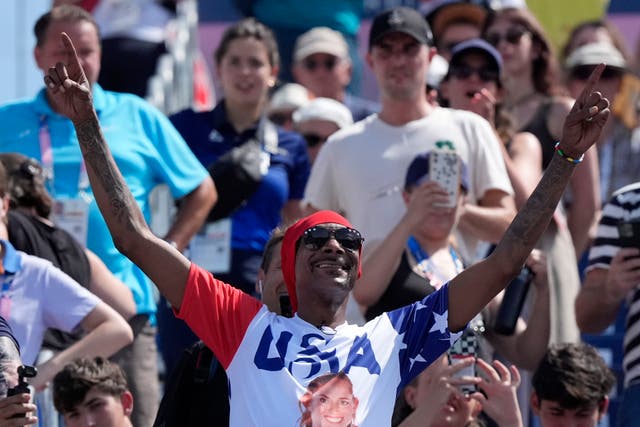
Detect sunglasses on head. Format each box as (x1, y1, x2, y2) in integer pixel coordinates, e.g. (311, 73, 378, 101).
(485, 26, 529, 47)
(302, 133, 329, 148)
(449, 64, 499, 83)
(303, 57, 338, 71)
(302, 226, 364, 251)
(570, 65, 623, 81)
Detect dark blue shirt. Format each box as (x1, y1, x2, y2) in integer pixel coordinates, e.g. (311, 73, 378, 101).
(170, 101, 310, 252)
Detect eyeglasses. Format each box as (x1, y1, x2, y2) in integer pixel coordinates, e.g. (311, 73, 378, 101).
(570, 65, 623, 81)
(303, 57, 338, 71)
(268, 112, 293, 127)
(302, 226, 364, 251)
(449, 64, 499, 82)
(302, 133, 330, 148)
(485, 26, 529, 47)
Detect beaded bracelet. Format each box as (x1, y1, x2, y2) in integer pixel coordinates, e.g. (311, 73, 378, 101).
(554, 142, 584, 164)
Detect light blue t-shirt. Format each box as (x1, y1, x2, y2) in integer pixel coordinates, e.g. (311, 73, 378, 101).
(0, 85, 209, 317)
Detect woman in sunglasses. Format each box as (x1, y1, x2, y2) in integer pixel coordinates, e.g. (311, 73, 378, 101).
(483, 8, 599, 346)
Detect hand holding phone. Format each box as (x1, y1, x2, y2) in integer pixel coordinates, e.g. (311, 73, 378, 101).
(429, 149, 460, 208)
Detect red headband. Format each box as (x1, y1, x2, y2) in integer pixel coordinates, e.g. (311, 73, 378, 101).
(281, 210, 362, 314)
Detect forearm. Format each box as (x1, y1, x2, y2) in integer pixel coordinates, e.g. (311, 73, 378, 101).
(567, 205, 598, 257)
(575, 275, 622, 333)
(165, 177, 216, 251)
(355, 219, 412, 307)
(458, 204, 515, 244)
(511, 287, 550, 370)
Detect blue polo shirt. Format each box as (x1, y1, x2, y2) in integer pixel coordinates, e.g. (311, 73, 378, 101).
(0, 85, 209, 317)
(170, 101, 310, 252)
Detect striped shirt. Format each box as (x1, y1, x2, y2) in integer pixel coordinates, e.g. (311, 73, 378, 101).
(587, 182, 640, 387)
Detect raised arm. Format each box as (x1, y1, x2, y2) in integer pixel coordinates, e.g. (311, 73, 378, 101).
(44, 33, 191, 309)
(447, 64, 610, 332)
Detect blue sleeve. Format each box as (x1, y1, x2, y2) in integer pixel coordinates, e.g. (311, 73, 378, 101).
(138, 101, 209, 198)
(386, 283, 463, 388)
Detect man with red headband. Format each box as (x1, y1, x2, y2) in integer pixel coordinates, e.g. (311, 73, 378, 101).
(44, 29, 610, 427)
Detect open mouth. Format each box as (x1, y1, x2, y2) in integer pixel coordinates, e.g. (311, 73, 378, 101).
(465, 90, 478, 99)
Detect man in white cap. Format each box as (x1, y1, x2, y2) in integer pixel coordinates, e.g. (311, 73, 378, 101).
(292, 27, 379, 122)
(292, 97, 353, 163)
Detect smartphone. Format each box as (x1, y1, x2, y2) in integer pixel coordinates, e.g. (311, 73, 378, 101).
(447, 333, 477, 395)
(617, 220, 640, 248)
(429, 149, 460, 207)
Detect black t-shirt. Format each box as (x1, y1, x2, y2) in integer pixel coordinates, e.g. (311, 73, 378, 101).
(365, 250, 435, 321)
(7, 210, 92, 351)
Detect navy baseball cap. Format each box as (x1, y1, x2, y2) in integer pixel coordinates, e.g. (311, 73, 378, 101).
(404, 151, 469, 191)
(449, 38, 503, 76)
(369, 7, 434, 49)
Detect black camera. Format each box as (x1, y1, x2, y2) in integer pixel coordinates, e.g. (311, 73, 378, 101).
(494, 266, 534, 335)
(7, 365, 37, 397)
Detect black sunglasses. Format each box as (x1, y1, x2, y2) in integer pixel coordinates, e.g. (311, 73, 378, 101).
(570, 65, 623, 81)
(449, 64, 499, 83)
(303, 57, 338, 71)
(302, 226, 364, 251)
(269, 112, 293, 127)
(485, 26, 529, 47)
(302, 133, 329, 148)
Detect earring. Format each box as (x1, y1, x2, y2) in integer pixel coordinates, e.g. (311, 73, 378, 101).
(258, 279, 263, 294)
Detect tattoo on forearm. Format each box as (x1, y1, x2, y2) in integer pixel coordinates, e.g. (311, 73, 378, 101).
(75, 118, 140, 231)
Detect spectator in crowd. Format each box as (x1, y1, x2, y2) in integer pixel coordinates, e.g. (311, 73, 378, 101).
(421, 0, 489, 60)
(292, 27, 379, 122)
(531, 343, 615, 427)
(0, 6, 216, 427)
(483, 7, 600, 260)
(0, 315, 38, 425)
(43, 26, 610, 425)
(356, 151, 550, 371)
(564, 43, 640, 203)
(560, 19, 632, 64)
(292, 97, 354, 163)
(0, 159, 133, 402)
(576, 182, 640, 426)
(483, 7, 596, 344)
(394, 355, 523, 427)
(267, 83, 311, 130)
(304, 7, 515, 269)
(164, 17, 309, 377)
(53, 357, 133, 427)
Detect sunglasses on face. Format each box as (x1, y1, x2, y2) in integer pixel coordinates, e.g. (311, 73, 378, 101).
(485, 26, 529, 47)
(302, 226, 364, 251)
(269, 112, 293, 127)
(449, 64, 499, 83)
(303, 57, 338, 71)
(302, 133, 330, 148)
(570, 65, 623, 81)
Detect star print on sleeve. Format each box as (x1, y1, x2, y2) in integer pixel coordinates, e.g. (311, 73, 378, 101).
(387, 283, 467, 388)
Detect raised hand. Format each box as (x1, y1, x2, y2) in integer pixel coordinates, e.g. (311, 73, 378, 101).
(43, 32, 94, 124)
(0, 394, 38, 426)
(471, 359, 523, 427)
(403, 181, 453, 231)
(559, 63, 610, 157)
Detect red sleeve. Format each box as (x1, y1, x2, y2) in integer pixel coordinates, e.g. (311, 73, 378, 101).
(175, 263, 263, 368)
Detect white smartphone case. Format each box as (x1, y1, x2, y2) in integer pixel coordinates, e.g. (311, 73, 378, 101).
(429, 149, 460, 207)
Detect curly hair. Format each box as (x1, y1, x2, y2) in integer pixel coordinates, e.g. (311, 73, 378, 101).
(53, 357, 129, 414)
(0, 153, 53, 219)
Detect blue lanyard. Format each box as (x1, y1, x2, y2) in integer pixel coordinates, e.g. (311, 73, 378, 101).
(0, 274, 15, 298)
(407, 236, 463, 287)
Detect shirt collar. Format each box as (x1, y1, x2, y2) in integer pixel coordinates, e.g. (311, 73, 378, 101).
(31, 83, 107, 118)
(0, 240, 22, 275)
(212, 100, 260, 137)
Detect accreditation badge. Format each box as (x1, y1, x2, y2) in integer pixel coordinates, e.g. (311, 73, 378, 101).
(189, 218, 232, 273)
(52, 198, 90, 246)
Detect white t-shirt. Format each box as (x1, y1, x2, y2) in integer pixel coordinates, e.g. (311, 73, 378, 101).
(1, 243, 100, 365)
(304, 108, 513, 262)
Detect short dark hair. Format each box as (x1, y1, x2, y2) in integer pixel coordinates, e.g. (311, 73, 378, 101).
(0, 153, 53, 219)
(53, 357, 129, 414)
(532, 343, 615, 409)
(260, 227, 286, 271)
(214, 18, 279, 69)
(34, 5, 100, 47)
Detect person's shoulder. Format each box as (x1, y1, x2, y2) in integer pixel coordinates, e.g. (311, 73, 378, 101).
(325, 114, 379, 145)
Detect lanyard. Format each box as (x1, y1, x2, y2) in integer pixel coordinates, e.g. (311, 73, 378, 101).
(407, 236, 463, 289)
(39, 116, 90, 196)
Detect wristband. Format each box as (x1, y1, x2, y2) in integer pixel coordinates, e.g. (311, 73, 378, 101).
(554, 142, 584, 164)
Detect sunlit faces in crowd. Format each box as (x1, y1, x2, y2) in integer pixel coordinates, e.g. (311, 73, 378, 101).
(484, 19, 534, 78)
(215, 37, 278, 109)
(299, 372, 359, 427)
(565, 43, 626, 104)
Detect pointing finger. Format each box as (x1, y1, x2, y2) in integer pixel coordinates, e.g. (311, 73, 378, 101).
(575, 63, 604, 107)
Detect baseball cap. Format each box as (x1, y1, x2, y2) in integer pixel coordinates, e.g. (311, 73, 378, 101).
(427, 1, 488, 39)
(565, 42, 627, 71)
(404, 151, 469, 191)
(267, 83, 311, 115)
(449, 38, 502, 75)
(292, 98, 354, 130)
(294, 27, 350, 63)
(369, 7, 434, 49)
